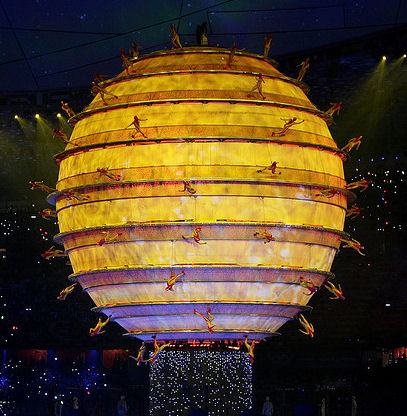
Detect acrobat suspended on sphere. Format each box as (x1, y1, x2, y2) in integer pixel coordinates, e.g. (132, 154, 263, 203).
(49, 45, 348, 343)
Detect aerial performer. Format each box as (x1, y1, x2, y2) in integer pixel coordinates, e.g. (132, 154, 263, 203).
(196, 22, 208, 45)
(41, 246, 66, 260)
(248, 73, 266, 100)
(179, 180, 196, 194)
(341, 135, 363, 152)
(98, 231, 123, 246)
(165, 271, 185, 291)
(130, 42, 141, 59)
(325, 101, 342, 117)
(253, 231, 273, 243)
(323, 281, 345, 300)
(346, 204, 363, 219)
(29, 181, 56, 194)
(94, 72, 109, 83)
(298, 314, 314, 337)
(53, 128, 78, 146)
(243, 335, 257, 363)
(91, 81, 118, 105)
(299, 277, 318, 295)
(345, 179, 372, 192)
(126, 115, 148, 138)
(182, 226, 206, 244)
(272, 117, 304, 137)
(132, 342, 147, 366)
(340, 238, 365, 256)
(263, 33, 273, 57)
(89, 315, 111, 336)
(57, 283, 78, 301)
(119, 47, 132, 75)
(315, 188, 340, 198)
(38, 208, 56, 220)
(148, 336, 171, 364)
(194, 308, 217, 333)
(170, 23, 182, 49)
(97, 167, 123, 181)
(297, 57, 310, 81)
(257, 161, 279, 174)
(226, 42, 245, 68)
(62, 190, 90, 202)
(61, 101, 76, 118)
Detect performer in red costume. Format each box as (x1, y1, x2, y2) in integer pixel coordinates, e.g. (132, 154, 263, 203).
(346, 204, 363, 219)
(297, 58, 310, 81)
(130, 42, 141, 59)
(29, 181, 56, 194)
(89, 315, 111, 336)
(170, 24, 182, 49)
(341, 135, 363, 152)
(325, 101, 342, 117)
(248, 73, 266, 100)
(272, 117, 304, 137)
(98, 231, 123, 246)
(63, 190, 90, 202)
(299, 277, 318, 295)
(194, 308, 217, 333)
(182, 226, 206, 244)
(147, 336, 171, 364)
(38, 208, 56, 220)
(253, 231, 273, 243)
(257, 161, 279, 174)
(226, 42, 245, 68)
(340, 238, 365, 256)
(53, 128, 78, 146)
(97, 167, 123, 181)
(61, 101, 75, 118)
(179, 180, 196, 194)
(263, 33, 273, 57)
(298, 314, 314, 337)
(57, 283, 78, 301)
(126, 115, 148, 138)
(315, 188, 340, 198)
(91, 81, 118, 105)
(243, 335, 257, 363)
(165, 271, 185, 291)
(345, 179, 372, 192)
(119, 48, 132, 75)
(41, 246, 66, 260)
(323, 281, 345, 300)
(132, 342, 147, 366)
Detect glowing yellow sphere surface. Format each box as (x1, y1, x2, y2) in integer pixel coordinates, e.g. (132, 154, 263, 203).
(53, 47, 346, 341)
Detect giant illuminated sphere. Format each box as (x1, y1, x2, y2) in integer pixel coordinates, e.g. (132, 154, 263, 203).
(51, 47, 347, 341)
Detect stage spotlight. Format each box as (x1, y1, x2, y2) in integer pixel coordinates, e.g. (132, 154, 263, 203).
(35, 114, 40, 118)
(14, 115, 18, 119)
(382, 56, 387, 61)
(403, 54, 406, 58)
(57, 113, 61, 118)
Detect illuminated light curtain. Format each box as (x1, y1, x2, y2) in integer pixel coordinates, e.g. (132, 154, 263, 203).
(51, 47, 346, 341)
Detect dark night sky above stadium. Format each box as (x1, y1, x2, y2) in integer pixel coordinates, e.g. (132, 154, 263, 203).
(0, 0, 407, 91)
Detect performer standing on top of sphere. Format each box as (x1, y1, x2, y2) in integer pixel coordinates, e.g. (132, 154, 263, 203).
(130, 42, 141, 59)
(120, 48, 132, 75)
(196, 22, 208, 45)
(297, 58, 310, 82)
(263, 33, 273, 58)
(226, 42, 245, 68)
(61, 101, 75, 118)
(170, 24, 182, 49)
